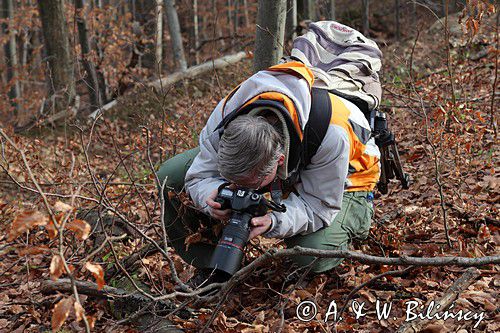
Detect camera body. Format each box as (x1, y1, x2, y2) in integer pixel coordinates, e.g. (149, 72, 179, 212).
(215, 187, 269, 216)
(206, 186, 281, 280)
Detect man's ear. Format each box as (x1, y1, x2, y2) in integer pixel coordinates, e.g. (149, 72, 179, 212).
(277, 154, 285, 166)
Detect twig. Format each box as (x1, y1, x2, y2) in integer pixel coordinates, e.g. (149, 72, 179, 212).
(0, 128, 91, 332)
(406, 32, 452, 248)
(141, 126, 189, 292)
(490, 11, 498, 136)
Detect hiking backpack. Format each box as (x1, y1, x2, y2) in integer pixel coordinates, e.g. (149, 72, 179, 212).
(285, 21, 409, 193)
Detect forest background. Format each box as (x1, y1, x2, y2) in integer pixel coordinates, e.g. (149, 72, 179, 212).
(0, 0, 498, 332)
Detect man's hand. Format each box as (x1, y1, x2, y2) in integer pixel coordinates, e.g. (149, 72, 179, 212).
(249, 214, 273, 240)
(206, 188, 231, 221)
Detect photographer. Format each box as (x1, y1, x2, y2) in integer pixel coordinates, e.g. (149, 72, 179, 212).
(157, 62, 380, 287)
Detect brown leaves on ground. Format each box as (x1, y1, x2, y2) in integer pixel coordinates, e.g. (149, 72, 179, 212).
(51, 297, 74, 331)
(66, 219, 91, 240)
(85, 262, 105, 290)
(7, 210, 48, 241)
(51, 297, 88, 332)
(49, 255, 64, 281)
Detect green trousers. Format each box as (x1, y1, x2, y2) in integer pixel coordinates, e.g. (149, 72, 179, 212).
(157, 148, 374, 273)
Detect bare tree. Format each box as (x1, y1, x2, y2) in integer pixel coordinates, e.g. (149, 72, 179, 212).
(395, 0, 400, 40)
(362, 0, 370, 36)
(254, 0, 286, 72)
(297, 0, 316, 21)
(75, 0, 102, 109)
(193, 0, 200, 64)
(155, 0, 163, 74)
(2, 0, 21, 114)
(164, 0, 187, 71)
(38, 0, 76, 114)
(242, 0, 250, 28)
(285, 0, 297, 40)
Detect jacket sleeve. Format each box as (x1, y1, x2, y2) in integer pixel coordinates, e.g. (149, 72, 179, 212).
(184, 100, 226, 215)
(263, 124, 350, 238)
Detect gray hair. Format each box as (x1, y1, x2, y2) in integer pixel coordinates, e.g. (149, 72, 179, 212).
(218, 115, 283, 184)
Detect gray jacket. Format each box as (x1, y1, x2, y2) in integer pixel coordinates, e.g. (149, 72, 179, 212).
(184, 67, 377, 238)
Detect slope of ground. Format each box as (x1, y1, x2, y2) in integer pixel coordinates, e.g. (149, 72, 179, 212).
(0, 12, 498, 333)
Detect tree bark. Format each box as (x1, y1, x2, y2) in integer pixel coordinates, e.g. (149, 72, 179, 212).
(285, 0, 297, 40)
(134, 0, 156, 69)
(164, 0, 187, 71)
(155, 0, 163, 74)
(75, 0, 102, 109)
(242, 0, 249, 28)
(395, 0, 400, 40)
(38, 0, 76, 114)
(297, 0, 315, 21)
(362, 0, 370, 36)
(254, 0, 286, 72)
(193, 0, 200, 64)
(2, 0, 21, 114)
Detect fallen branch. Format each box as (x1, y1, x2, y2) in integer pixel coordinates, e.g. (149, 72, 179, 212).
(88, 99, 117, 120)
(40, 278, 182, 314)
(201, 246, 499, 304)
(396, 267, 481, 333)
(148, 51, 248, 90)
(41, 279, 190, 331)
(87, 52, 248, 118)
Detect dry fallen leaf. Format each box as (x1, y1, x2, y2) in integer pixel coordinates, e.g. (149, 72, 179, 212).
(85, 262, 105, 290)
(74, 301, 85, 322)
(8, 210, 48, 241)
(45, 219, 58, 240)
(66, 219, 91, 240)
(50, 255, 65, 281)
(51, 297, 73, 331)
(54, 201, 74, 213)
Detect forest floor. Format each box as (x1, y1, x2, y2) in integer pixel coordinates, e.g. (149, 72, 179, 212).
(0, 13, 498, 333)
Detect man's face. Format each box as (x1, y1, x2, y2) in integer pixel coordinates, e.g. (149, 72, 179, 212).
(230, 154, 284, 190)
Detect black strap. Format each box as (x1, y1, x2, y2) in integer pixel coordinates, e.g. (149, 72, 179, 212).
(301, 88, 332, 167)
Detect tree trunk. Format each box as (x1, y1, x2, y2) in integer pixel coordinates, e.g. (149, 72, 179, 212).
(227, 0, 234, 50)
(362, 0, 370, 36)
(330, 0, 336, 20)
(134, 0, 156, 68)
(38, 0, 76, 114)
(164, 0, 187, 71)
(155, 0, 163, 74)
(2, 0, 21, 114)
(193, 0, 199, 64)
(242, 0, 249, 28)
(395, 0, 400, 40)
(411, 0, 417, 36)
(285, 0, 297, 40)
(297, 0, 315, 21)
(75, 0, 102, 109)
(233, 0, 239, 33)
(254, 0, 286, 72)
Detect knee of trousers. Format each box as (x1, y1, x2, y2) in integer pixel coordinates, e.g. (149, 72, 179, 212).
(156, 148, 200, 194)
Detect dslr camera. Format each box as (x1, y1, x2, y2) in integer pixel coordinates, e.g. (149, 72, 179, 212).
(206, 184, 285, 280)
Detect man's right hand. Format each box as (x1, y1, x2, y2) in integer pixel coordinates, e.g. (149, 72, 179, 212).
(206, 188, 231, 221)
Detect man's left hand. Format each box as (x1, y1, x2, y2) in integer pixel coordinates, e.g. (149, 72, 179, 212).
(249, 214, 272, 240)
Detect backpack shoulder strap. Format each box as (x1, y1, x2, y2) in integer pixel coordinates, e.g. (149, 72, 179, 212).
(302, 88, 332, 167)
